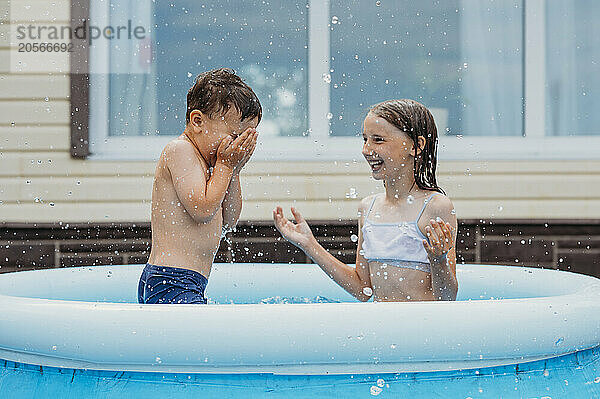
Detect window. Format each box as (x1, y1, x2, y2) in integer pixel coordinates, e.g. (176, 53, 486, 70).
(89, 0, 309, 159)
(545, 0, 600, 137)
(85, 0, 600, 160)
(330, 0, 523, 139)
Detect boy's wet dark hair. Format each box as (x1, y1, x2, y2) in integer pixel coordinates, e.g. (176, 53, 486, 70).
(369, 99, 445, 194)
(186, 68, 262, 124)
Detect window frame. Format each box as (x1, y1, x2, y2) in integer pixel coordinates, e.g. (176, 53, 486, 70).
(79, 0, 600, 162)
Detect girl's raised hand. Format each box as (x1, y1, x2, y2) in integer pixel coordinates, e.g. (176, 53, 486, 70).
(422, 218, 454, 261)
(273, 206, 315, 250)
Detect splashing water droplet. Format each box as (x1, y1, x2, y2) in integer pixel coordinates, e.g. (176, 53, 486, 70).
(322, 73, 331, 84)
(331, 16, 339, 24)
(375, 0, 382, 6)
(350, 234, 358, 242)
(187, 72, 193, 78)
(155, 357, 162, 364)
(376, 379, 385, 387)
(370, 386, 382, 395)
(390, 343, 397, 349)
(326, 112, 333, 120)
(406, 195, 414, 204)
(362, 287, 373, 296)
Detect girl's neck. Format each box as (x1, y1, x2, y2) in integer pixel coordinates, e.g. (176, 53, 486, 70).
(383, 172, 419, 202)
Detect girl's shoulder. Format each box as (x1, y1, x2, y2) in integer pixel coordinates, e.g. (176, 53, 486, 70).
(358, 194, 380, 220)
(423, 191, 455, 219)
(359, 193, 380, 209)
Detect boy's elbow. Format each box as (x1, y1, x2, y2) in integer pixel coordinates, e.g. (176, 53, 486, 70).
(355, 291, 371, 302)
(222, 219, 239, 232)
(194, 212, 218, 224)
(436, 285, 458, 301)
(192, 215, 213, 224)
(450, 286, 458, 301)
(190, 206, 218, 224)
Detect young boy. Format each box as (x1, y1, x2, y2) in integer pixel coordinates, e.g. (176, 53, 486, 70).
(138, 68, 261, 304)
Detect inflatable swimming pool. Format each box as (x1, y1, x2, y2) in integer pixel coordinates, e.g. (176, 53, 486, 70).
(0, 263, 598, 397)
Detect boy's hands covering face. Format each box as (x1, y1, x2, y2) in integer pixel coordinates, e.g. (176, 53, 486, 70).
(236, 128, 258, 172)
(217, 128, 258, 172)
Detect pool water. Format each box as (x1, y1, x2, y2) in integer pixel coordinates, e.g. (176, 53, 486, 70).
(257, 295, 340, 304)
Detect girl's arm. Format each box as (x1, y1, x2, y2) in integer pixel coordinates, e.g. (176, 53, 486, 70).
(425, 231, 458, 301)
(273, 205, 372, 301)
(420, 196, 459, 301)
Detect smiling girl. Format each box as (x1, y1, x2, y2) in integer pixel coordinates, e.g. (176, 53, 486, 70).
(273, 99, 458, 302)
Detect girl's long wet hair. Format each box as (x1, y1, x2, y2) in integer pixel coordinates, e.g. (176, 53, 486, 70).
(369, 99, 445, 194)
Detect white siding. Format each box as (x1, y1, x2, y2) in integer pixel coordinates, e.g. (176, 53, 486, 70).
(3, 148, 600, 223)
(1, 0, 599, 224)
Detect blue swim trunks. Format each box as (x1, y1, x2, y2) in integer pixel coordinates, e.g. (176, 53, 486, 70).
(138, 263, 208, 304)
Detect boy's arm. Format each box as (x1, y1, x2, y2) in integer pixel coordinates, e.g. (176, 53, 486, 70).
(164, 140, 234, 224)
(221, 173, 242, 231)
(221, 129, 257, 231)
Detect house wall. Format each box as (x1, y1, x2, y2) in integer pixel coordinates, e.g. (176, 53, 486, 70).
(1, 0, 600, 277)
(3, 0, 600, 224)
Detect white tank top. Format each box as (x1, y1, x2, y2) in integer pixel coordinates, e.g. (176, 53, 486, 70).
(361, 193, 439, 273)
